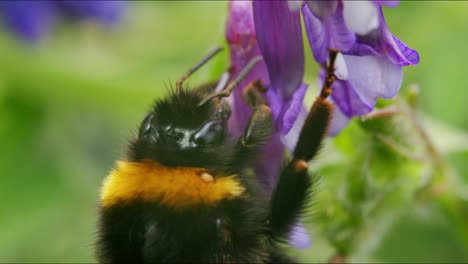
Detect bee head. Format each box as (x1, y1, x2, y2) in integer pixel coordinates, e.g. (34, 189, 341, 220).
(142, 90, 231, 148)
(129, 89, 235, 168)
(128, 48, 260, 168)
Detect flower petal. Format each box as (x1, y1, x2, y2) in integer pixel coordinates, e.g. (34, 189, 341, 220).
(355, 8, 420, 66)
(265, 87, 282, 122)
(0, 1, 56, 42)
(266, 82, 307, 135)
(376, 7, 419, 66)
(302, 1, 355, 63)
(330, 78, 373, 117)
(287, 0, 303, 12)
(333, 52, 349, 80)
(307, 0, 338, 18)
(328, 102, 352, 136)
(226, 1, 256, 46)
(253, 0, 304, 100)
(281, 105, 308, 153)
(280, 83, 308, 134)
(302, 3, 329, 63)
(324, 55, 402, 126)
(343, 55, 403, 107)
(343, 0, 379, 35)
(288, 222, 312, 249)
(56, 0, 126, 26)
(326, 1, 356, 52)
(345, 40, 380, 57)
(385, 34, 420, 66)
(372, 0, 400, 8)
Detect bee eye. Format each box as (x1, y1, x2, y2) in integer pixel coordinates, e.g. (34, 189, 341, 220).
(139, 113, 155, 138)
(192, 120, 226, 146)
(168, 129, 183, 142)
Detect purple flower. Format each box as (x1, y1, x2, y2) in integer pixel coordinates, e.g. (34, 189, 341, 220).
(327, 55, 404, 135)
(0, 1, 125, 42)
(371, 0, 400, 8)
(226, 1, 311, 249)
(302, 0, 355, 64)
(253, 0, 308, 135)
(226, 0, 309, 185)
(301, 0, 418, 134)
(353, 7, 420, 66)
(226, 0, 418, 248)
(56, 1, 124, 26)
(226, 1, 268, 140)
(226, 0, 284, 193)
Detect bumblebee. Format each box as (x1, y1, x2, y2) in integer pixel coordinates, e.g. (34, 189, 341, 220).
(96, 47, 336, 263)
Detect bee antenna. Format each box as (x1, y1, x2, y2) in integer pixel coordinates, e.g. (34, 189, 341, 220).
(198, 56, 262, 107)
(214, 71, 231, 93)
(176, 47, 224, 95)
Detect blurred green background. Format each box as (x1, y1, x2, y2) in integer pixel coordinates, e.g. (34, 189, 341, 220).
(0, 2, 467, 263)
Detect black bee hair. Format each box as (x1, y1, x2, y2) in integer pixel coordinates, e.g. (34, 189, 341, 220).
(127, 84, 238, 171)
(96, 48, 337, 263)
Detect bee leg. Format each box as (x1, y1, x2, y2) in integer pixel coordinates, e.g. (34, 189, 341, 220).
(269, 97, 333, 240)
(242, 80, 268, 109)
(239, 80, 273, 148)
(268, 51, 337, 240)
(293, 96, 333, 161)
(230, 81, 273, 170)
